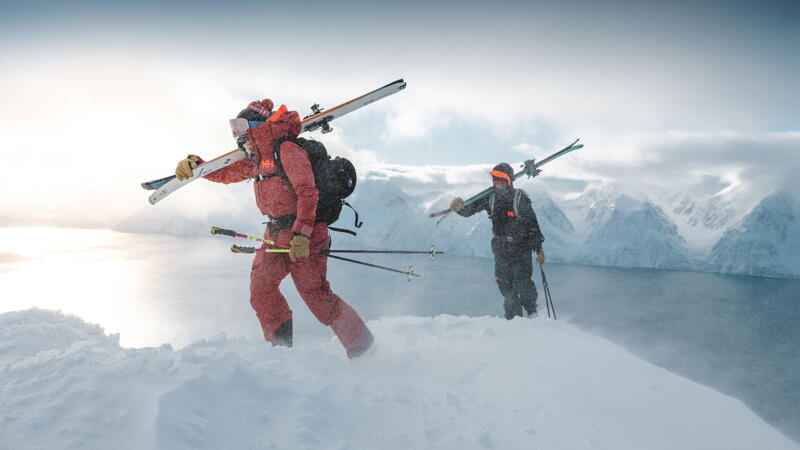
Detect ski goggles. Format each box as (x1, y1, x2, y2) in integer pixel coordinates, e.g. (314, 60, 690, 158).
(229, 118, 252, 143)
(229, 105, 290, 142)
(489, 170, 512, 185)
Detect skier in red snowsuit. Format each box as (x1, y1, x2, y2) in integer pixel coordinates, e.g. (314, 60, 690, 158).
(174, 99, 374, 358)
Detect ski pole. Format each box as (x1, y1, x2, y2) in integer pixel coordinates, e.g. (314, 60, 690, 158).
(539, 263, 557, 320)
(228, 244, 335, 256)
(230, 245, 419, 280)
(320, 248, 444, 260)
(213, 226, 443, 259)
(327, 254, 418, 281)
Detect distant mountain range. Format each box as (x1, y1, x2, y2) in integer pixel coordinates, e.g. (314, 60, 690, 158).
(709, 191, 800, 278)
(116, 167, 800, 279)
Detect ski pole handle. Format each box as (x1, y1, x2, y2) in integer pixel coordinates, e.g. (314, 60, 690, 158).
(212, 226, 277, 245)
(211, 226, 237, 237)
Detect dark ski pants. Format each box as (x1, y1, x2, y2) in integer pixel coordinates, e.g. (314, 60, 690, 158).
(249, 223, 374, 358)
(493, 250, 538, 319)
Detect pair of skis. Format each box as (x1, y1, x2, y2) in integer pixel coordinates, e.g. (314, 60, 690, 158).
(140, 79, 407, 205)
(141, 78, 584, 220)
(429, 139, 584, 225)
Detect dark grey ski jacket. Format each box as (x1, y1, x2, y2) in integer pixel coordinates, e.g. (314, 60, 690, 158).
(457, 187, 545, 256)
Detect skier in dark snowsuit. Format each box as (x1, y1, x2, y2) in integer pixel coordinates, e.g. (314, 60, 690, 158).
(173, 99, 374, 358)
(450, 163, 545, 319)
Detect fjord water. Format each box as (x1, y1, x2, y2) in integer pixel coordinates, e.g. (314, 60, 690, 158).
(1, 227, 798, 443)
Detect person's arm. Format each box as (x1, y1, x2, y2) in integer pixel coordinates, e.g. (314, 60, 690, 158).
(279, 141, 319, 238)
(453, 195, 489, 217)
(175, 154, 255, 184)
(518, 193, 545, 253)
(202, 157, 256, 184)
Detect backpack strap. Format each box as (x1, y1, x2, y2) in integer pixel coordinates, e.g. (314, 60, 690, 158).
(489, 189, 525, 217)
(328, 226, 357, 236)
(512, 189, 523, 216)
(326, 201, 363, 236)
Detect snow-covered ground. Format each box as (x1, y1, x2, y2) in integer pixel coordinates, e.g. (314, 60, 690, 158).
(2, 308, 797, 450)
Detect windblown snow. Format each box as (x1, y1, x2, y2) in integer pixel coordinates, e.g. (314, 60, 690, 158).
(1, 309, 796, 450)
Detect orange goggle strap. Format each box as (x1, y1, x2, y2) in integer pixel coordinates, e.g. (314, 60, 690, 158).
(268, 104, 288, 122)
(489, 170, 512, 184)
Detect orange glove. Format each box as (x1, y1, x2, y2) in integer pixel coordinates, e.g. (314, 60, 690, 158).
(175, 155, 203, 180)
(288, 234, 310, 262)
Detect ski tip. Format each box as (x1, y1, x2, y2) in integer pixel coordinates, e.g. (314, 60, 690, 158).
(381, 79, 406, 91)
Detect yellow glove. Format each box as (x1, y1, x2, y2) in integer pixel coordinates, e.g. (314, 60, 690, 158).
(288, 234, 310, 262)
(535, 249, 545, 265)
(450, 197, 465, 212)
(175, 155, 203, 180)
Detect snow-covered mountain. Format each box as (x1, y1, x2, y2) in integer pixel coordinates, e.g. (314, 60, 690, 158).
(572, 195, 695, 269)
(3, 309, 797, 450)
(670, 193, 739, 230)
(709, 191, 800, 278)
(561, 184, 623, 234)
(116, 166, 800, 279)
(649, 188, 753, 252)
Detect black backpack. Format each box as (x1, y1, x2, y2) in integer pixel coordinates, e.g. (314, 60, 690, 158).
(270, 137, 362, 233)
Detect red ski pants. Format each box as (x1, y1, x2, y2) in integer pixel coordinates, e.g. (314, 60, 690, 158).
(249, 223, 373, 357)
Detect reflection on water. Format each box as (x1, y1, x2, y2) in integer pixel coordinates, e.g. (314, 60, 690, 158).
(1, 227, 799, 443)
(0, 227, 257, 349)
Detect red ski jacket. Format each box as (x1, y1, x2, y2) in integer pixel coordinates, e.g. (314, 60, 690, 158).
(203, 102, 318, 239)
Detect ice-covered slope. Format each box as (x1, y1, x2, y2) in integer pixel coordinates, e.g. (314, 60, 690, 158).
(651, 188, 751, 252)
(573, 195, 694, 269)
(561, 184, 623, 235)
(1, 309, 797, 450)
(710, 191, 800, 278)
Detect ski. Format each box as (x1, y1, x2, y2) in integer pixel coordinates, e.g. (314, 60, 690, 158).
(142, 79, 407, 204)
(430, 139, 584, 224)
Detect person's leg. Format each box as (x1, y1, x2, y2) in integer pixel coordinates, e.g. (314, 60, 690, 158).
(511, 251, 538, 316)
(494, 253, 523, 319)
(250, 248, 292, 345)
(291, 226, 374, 358)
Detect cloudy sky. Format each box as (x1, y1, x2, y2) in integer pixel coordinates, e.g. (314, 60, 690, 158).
(1, 0, 798, 226)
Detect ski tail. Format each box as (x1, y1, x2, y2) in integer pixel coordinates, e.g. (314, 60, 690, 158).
(141, 175, 176, 190)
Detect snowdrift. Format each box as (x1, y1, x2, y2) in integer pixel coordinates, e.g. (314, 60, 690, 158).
(1, 309, 797, 450)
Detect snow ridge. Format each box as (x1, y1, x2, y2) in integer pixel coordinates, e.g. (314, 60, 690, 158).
(2, 309, 798, 450)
